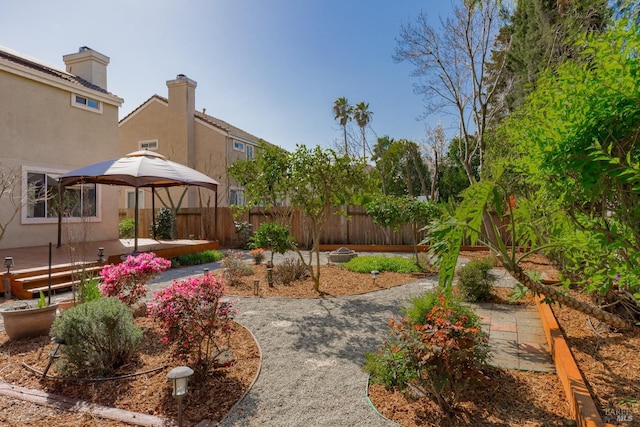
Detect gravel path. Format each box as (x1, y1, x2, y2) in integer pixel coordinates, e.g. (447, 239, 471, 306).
(218, 279, 437, 427)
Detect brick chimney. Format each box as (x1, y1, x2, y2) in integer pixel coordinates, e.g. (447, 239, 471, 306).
(63, 46, 110, 89)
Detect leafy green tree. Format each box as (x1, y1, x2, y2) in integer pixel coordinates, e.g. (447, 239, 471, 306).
(333, 97, 353, 156)
(429, 22, 640, 329)
(228, 141, 293, 224)
(249, 222, 293, 264)
(371, 137, 430, 197)
(366, 194, 440, 266)
(231, 144, 368, 292)
(371, 136, 396, 195)
(353, 101, 373, 162)
(288, 145, 368, 291)
(501, 21, 640, 321)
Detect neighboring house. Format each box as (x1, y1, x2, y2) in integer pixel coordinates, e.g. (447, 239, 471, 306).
(0, 45, 123, 249)
(118, 74, 269, 212)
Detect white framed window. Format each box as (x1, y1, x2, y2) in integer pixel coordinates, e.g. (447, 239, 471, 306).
(71, 93, 102, 113)
(22, 167, 98, 224)
(229, 188, 244, 206)
(247, 144, 254, 159)
(126, 189, 145, 209)
(233, 141, 245, 152)
(138, 140, 159, 151)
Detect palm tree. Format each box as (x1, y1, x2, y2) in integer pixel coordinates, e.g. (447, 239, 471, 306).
(353, 102, 373, 162)
(333, 97, 352, 156)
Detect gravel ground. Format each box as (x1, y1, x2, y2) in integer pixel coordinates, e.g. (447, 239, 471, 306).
(218, 280, 438, 427)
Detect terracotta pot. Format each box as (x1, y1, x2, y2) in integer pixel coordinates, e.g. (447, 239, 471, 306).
(1, 304, 59, 341)
(57, 299, 80, 311)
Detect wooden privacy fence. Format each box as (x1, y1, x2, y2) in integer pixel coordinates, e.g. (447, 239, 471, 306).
(119, 206, 510, 249)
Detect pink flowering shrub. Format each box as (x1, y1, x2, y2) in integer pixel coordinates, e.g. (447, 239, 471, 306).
(148, 274, 237, 373)
(99, 252, 171, 307)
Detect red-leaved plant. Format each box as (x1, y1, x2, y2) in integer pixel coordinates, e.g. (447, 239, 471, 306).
(389, 295, 489, 413)
(99, 252, 171, 306)
(147, 273, 237, 373)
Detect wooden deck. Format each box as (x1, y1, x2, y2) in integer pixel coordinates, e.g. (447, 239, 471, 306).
(0, 239, 219, 299)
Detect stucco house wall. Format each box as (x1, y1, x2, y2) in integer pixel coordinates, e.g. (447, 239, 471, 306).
(0, 46, 123, 249)
(118, 74, 270, 211)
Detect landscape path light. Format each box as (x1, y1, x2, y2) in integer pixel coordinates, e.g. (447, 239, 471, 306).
(97, 247, 105, 262)
(371, 270, 379, 284)
(3, 257, 14, 299)
(4, 257, 13, 274)
(167, 366, 194, 427)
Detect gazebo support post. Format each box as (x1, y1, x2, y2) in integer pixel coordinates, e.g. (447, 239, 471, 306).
(134, 187, 139, 252)
(152, 187, 156, 240)
(57, 184, 63, 248)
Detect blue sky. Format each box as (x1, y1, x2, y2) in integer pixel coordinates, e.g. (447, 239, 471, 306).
(0, 1, 456, 152)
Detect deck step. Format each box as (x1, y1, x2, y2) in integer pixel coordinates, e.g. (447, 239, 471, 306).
(29, 280, 81, 296)
(14, 265, 103, 284)
(9, 262, 105, 300)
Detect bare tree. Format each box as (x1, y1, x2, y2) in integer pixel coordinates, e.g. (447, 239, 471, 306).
(394, 0, 509, 184)
(425, 122, 448, 201)
(0, 165, 21, 244)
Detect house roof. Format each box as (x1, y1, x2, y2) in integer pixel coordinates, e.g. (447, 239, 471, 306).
(121, 94, 267, 144)
(0, 45, 110, 95)
(195, 109, 262, 143)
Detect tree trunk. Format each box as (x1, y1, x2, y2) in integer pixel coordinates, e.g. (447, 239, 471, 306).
(343, 126, 349, 157)
(411, 151, 429, 198)
(509, 265, 632, 330)
(430, 150, 439, 201)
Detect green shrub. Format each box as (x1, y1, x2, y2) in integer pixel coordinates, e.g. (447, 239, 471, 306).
(273, 258, 310, 285)
(364, 292, 489, 414)
(118, 218, 135, 239)
(457, 258, 497, 302)
(249, 222, 293, 263)
(173, 250, 224, 266)
(363, 341, 415, 388)
(343, 255, 420, 274)
(403, 289, 478, 326)
(222, 251, 254, 286)
(50, 297, 142, 377)
(79, 275, 102, 303)
(149, 207, 174, 240)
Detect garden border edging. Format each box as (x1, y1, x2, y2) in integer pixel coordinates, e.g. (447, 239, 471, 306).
(535, 295, 614, 427)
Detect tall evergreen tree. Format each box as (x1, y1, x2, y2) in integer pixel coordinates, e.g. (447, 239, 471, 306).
(488, 0, 611, 112)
